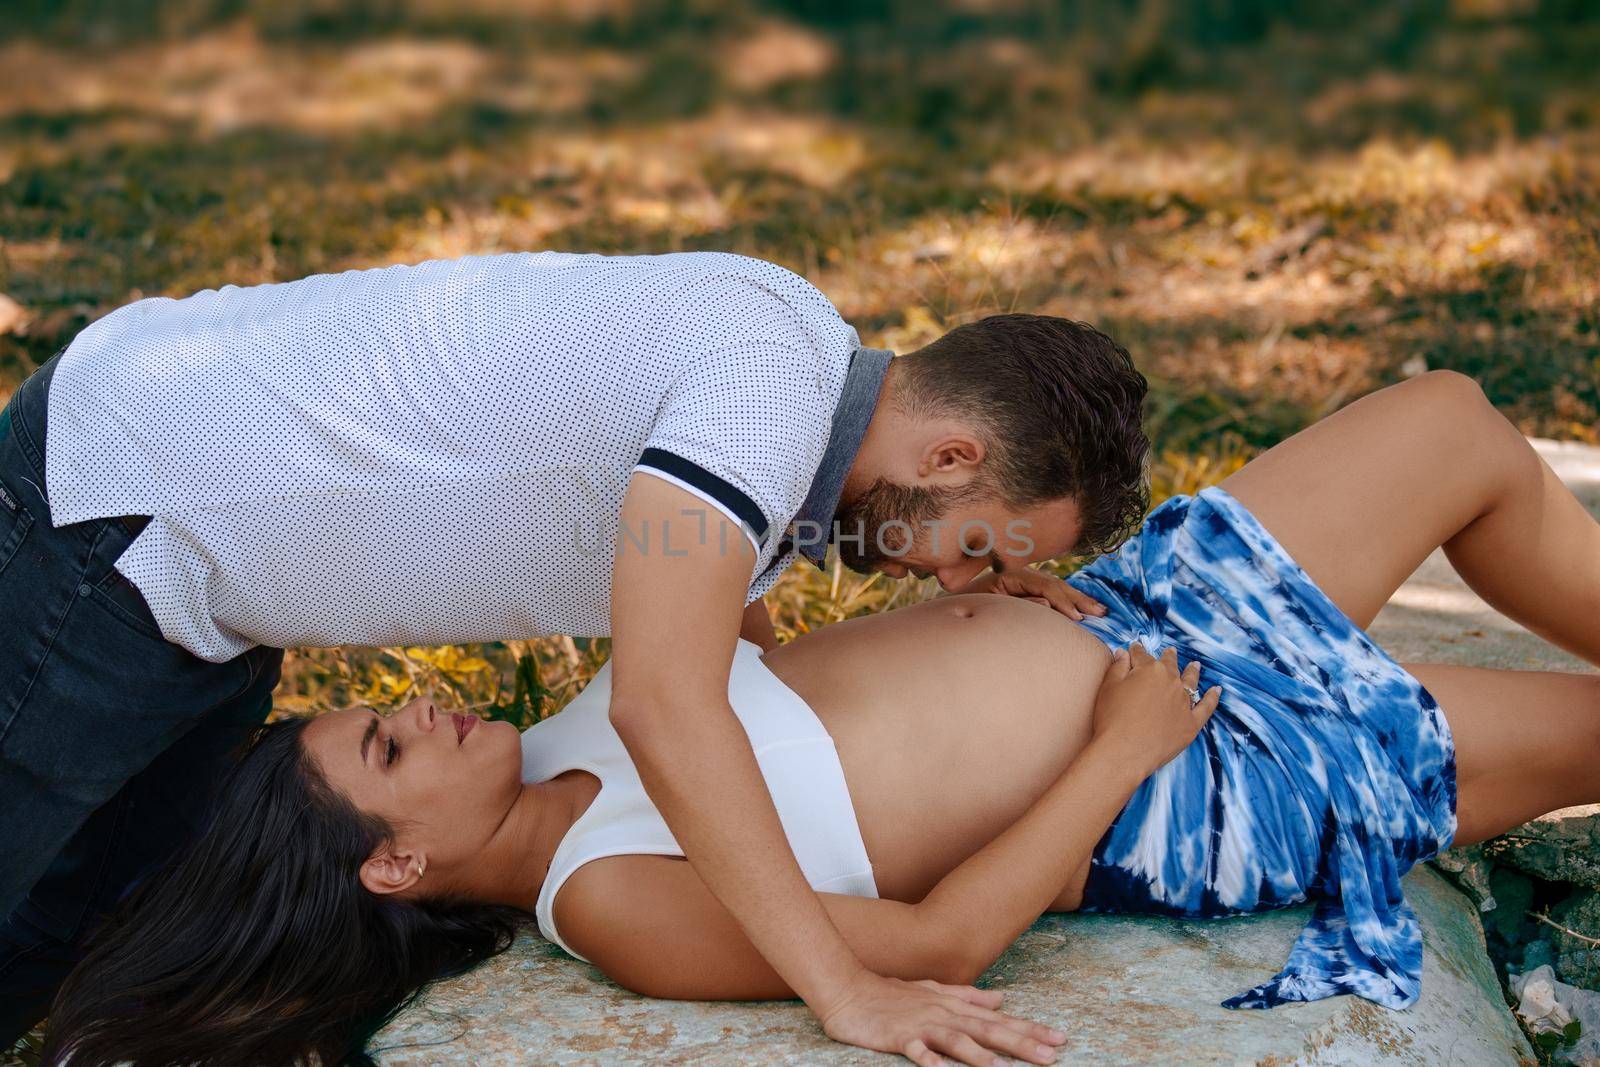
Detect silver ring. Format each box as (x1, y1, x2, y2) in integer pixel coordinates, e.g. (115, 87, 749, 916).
(1184, 685, 1202, 705)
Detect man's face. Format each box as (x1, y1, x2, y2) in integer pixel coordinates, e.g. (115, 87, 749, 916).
(831, 478, 1084, 590)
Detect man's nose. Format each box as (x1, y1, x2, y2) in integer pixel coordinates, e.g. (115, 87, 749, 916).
(935, 557, 987, 591)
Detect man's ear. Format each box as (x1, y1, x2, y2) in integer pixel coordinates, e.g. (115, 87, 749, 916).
(918, 431, 985, 481)
(359, 845, 423, 896)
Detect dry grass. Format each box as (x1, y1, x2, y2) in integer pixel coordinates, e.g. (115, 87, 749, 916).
(0, 0, 1592, 716)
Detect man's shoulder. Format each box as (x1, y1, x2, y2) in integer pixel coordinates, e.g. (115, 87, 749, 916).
(656, 253, 846, 325)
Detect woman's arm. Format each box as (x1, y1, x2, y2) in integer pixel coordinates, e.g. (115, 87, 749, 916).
(917, 645, 1218, 982)
(560, 645, 1217, 996)
(556, 856, 965, 997)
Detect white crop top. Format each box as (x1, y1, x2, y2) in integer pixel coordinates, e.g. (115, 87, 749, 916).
(521, 638, 879, 961)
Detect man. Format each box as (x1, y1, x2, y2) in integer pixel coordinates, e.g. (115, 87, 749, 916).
(0, 250, 1148, 1059)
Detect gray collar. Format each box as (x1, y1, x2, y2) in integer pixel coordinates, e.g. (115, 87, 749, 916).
(792, 346, 893, 568)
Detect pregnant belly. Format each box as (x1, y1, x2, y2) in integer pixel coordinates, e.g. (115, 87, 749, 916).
(763, 595, 1110, 907)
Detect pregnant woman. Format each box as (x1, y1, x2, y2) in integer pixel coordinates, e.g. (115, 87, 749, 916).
(45, 371, 1600, 1067)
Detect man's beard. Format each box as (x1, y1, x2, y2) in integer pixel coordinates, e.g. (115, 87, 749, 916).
(830, 478, 985, 574)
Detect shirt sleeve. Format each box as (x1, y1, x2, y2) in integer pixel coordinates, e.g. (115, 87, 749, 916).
(633, 280, 834, 580)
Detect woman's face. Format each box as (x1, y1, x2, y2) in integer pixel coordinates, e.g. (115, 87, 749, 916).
(303, 696, 524, 885)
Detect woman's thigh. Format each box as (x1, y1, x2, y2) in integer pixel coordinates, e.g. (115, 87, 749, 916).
(1406, 662, 1600, 846)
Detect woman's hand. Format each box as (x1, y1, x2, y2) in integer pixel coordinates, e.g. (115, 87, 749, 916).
(1091, 644, 1220, 777)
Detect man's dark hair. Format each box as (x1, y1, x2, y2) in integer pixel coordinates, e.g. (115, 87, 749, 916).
(896, 313, 1150, 555)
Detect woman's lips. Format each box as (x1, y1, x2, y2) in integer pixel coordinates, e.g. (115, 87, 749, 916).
(452, 712, 478, 744)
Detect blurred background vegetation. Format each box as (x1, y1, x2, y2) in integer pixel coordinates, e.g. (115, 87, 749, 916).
(2, 0, 1597, 1060)
(0, 0, 1597, 777)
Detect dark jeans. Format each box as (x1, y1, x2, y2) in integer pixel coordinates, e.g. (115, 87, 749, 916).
(0, 355, 283, 1043)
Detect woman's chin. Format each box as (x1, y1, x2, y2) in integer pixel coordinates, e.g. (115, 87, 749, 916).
(485, 717, 524, 772)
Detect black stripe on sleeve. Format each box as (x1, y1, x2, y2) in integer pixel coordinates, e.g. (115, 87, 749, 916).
(636, 447, 770, 541)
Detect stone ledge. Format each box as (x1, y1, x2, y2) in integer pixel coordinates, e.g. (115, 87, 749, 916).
(375, 867, 1531, 1066)
(1488, 805, 1600, 889)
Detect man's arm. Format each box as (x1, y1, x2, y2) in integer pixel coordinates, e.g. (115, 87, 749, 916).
(739, 595, 779, 652)
(609, 472, 1061, 1066)
(609, 472, 859, 1005)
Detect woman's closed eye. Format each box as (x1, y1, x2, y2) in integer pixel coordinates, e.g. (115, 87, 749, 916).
(386, 736, 400, 766)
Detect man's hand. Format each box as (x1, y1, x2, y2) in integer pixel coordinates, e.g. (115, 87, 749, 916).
(820, 972, 1064, 1067)
(950, 567, 1105, 621)
(1091, 644, 1220, 777)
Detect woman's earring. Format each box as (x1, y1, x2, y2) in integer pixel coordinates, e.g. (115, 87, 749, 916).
(416, 859, 426, 877)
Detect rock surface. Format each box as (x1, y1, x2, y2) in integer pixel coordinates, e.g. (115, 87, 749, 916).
(375, 868, 1530, 1065)
(377, 439, 1600, 1064)
(1488, 805, 1600, 889)
(1547, 892, 1600, 989)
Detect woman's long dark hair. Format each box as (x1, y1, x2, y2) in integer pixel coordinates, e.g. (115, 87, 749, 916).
(43, 715, 526, 1067)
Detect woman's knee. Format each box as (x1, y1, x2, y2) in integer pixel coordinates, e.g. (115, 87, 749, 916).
(1404, 370, 1531, 489)
(1402, 371, 1498, 437)
(1410, 368, 1486, 403)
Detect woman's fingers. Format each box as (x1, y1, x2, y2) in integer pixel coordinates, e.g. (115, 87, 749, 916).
(1193, 685, 1223, 725)
(1104, 645, 1132, 679)
(1182, 660, 1201, 687)
(1159, 647, 1181, 675)
(904, 1038, 946, 1067)
(1127, 642, 1155, 666)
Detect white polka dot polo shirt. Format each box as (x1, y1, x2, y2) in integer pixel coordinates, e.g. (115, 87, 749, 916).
(43, 251, 862, 662)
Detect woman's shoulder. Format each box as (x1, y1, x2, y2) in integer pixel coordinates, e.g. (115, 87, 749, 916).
(550, 855, 717, 990)
(557, 854, 690, 916)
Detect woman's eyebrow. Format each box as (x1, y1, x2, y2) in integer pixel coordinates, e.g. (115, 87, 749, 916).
(360, 714, 379, 767)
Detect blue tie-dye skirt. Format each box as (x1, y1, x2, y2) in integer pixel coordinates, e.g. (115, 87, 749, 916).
(1065, 485, 1457, 1011)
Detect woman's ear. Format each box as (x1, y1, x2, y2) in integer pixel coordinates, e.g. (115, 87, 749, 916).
(918, 431, 985, 480)
(359, 845, 423, 896)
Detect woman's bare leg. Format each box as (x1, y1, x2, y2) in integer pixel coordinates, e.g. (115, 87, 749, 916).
(1407, 662, 1600, 846)
(1220, 371, 1600, 666)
